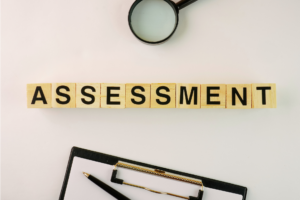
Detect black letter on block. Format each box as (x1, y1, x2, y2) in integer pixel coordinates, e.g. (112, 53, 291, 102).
(180, 86, 198, 105)
(232, 87, 247, 106)
(131, 86, 146, 105)
(56, 86, 70, 104)
(257, 87, 271, 105)
(81, 86, 95, 105)
(107, 87, 120, 105)
(207, 87, 220, 105)
(31, 86, 47, 104)
(156, 86, 171, 105)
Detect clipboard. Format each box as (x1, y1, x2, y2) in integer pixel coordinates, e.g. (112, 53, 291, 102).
(59, 147, 247, 200)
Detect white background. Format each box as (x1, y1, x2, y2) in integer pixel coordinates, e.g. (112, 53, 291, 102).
(1, 0, 300, 199)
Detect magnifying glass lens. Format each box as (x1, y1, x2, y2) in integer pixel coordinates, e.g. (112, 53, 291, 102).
(130, 0, 177, 42)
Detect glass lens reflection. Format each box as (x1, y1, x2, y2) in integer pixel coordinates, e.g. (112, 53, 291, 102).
(131, 0, 177, 42)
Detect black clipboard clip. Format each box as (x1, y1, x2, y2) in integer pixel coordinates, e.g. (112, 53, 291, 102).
(111, 161, 204, 200)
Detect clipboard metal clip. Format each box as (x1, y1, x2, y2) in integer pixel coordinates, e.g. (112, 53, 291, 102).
(111, 161, 204, 200)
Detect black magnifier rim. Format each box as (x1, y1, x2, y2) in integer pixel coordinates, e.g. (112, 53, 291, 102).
(128, 0, 179, 45)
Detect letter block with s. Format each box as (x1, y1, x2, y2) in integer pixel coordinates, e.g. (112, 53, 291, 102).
(151, 83, 176, 108)
(52, 83, 76, 108)
(126, 84, 150, 108)
(76, 83, 101, 108)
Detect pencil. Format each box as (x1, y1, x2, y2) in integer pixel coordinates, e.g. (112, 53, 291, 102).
(83, 172, 131, 200)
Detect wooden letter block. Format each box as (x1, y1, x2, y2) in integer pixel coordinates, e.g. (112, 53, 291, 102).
(151, 83, 176, 108)
(101, 83, 125, 108)
(27, 83, 52, 108)
(252, 83, 276, 108)
(226, 84, 251, 109)
(76, 83, 101, 108)
(126, 84, 150, 108)
(176, 83, 200, 109)
(52, 83, 76, 108)
(201, 84, 226, 108)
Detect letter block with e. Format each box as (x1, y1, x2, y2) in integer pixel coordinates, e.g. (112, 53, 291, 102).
(101, 83, 126, 108)
(52, 83, 76, 108)
(151, 83, 176, 108)
(201, 84, 226, 108)
(27, 83, 52, 108)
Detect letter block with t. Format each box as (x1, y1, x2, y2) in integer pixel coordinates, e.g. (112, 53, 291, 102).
(76, 83, 101, 108)
(27, 83, 52, 108)
(126, 83, 150, 108)
(226, 84, 251, 109)
(201, 84, 226, 108)
(252, 83, 276, 108)
(176, 83, 200, 108)
(101, 83, 125, 108)
(52, 83, 76, 108)
(151, 83, 176, 108)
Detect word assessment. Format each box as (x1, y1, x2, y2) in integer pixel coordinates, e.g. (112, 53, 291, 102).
(27, 83, 276, 109)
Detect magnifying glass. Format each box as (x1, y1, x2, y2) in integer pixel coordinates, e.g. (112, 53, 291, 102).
(128, 0, 198, 45)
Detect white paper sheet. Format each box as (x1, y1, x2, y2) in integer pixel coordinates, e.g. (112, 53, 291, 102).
(64, 157, 243, 200)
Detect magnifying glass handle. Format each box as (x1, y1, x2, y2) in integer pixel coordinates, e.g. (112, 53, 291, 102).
(175, 0, 198, 10)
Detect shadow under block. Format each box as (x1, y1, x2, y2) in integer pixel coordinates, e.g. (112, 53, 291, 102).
(101, 83, 125, 108)
(126, 84, 150, 108)
(52, 83, 76, 108)
(27, 83, 52, 108)
(201, 84, 226, 108)
(76, 83, 101, 108)
(226, 84, 252, 109)
(252, 83, 276, 108)
(151, 83, 176, 108)
(176, 83, 200, 109)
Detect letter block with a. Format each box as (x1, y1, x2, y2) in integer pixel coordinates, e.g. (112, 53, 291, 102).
(201, 84, 226, 108)
(151, 83, 176, 108)
(252, 83, 276, 108)
(226, 84, 251, 109)
(176, 83, 200, 109)
(52, 83, 76, 108)
(27, 83, 52, 108)
(126, 84, 150, 108)
(76, 83, 101, 108)
(101, 83, 125, 108)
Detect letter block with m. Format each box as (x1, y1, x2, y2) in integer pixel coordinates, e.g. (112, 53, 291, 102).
(176, 84, 200, 109)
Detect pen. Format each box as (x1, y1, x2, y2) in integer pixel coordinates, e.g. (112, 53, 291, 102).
(83, 172, 131, 200)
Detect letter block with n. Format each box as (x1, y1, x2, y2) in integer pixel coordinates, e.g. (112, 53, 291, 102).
(176, 84, 200, 109)
(226, 84, 251, 109)
(27, 83, 52, 108)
